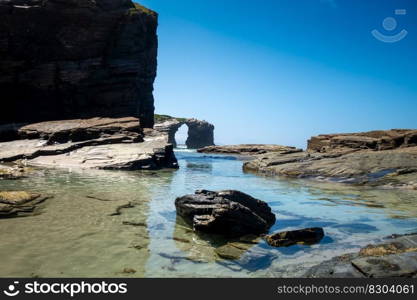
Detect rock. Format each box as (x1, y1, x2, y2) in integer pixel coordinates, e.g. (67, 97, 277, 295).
(18, 117, 142, 143)
(351, 252, 417, 278)
(175, 190, 276, 237)
(0, 118, 178, 170)
(243, 130, 417, 189)
(0, 0, 157, 128)
(0, 191, 49, 217)
(198, 144, 302, 155)
(305, 233, 417, 278)
(154, 116, 215, 148)
(264, 227, 324, 247)
(185, 119, 214, 149)
(0, 164, 31, 179)
(308, 129, 417, 152)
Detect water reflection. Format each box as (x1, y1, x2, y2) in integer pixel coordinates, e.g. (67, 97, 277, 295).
(0, 149, 416, 277)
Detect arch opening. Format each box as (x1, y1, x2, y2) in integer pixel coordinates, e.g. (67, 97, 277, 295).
(174, 124, 188, 149)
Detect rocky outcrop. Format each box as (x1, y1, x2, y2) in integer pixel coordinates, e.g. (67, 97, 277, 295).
(308, 129, 417, 153)
(0, 164, 31, 179)
(0, 117, 178, 170)
(0, 191, 49, 217)
(198, 144, 302, 155)
(243, 129, 417, 189)
(264, 227, 324, 247)
(185, 119, 214, 149)
(154, 116, 215, 149)
(175, 190, 275, 237)
(0, 0, 157, 128)
(305, 234, 417, 278)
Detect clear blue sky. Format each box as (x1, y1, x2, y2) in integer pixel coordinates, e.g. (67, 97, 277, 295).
(139, 0, 417, 148)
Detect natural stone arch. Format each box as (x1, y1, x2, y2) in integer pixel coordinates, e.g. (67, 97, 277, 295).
(154, 117, 214, 149)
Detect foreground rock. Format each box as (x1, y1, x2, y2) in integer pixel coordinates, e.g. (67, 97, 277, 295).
(0, 118, 178, 170)
(243, 129, 417, 189)
(198, 144, 302, 155)
(154, 116, 215, 149)
(0, 191, 49, 218)
(0, 164, 31, 180)
(175, 190, 276, 237)
(265, 228, 324, 247)
(0, 0, 157, 128)
(305, 234, 417, 278)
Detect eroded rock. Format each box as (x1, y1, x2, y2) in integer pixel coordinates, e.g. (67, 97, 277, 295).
(305, 234, 417, 278)
(0, 191, 49, 217)
(265, 227, 324, 247)
(0, 0, 157, 128)
(198, 144, 302, 155)
(243, 130, 417, 189)
(175, 190, 276, 237)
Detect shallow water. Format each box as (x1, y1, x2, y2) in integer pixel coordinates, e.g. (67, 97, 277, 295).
(0, 149, 416, 277)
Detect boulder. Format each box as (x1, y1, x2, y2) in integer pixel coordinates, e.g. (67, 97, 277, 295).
(0, 191, 49, 217)
(175, 190, 275, 237)
(264, 227, 324, 247)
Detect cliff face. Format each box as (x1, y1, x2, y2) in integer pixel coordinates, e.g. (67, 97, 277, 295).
(0, 0, 157, 128)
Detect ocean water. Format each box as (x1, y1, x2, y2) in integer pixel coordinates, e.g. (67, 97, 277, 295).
(0, 149, 416, 277)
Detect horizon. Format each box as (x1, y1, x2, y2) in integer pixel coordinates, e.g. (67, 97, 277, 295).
(141, 0, 417, 148)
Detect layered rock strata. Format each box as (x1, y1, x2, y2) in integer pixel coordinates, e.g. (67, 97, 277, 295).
(175, 190, 276, 237)
(0, 0, 157, 128)
(242, 129, 417, 189)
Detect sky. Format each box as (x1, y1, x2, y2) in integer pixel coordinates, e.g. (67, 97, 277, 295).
(139, 0, 417, 148)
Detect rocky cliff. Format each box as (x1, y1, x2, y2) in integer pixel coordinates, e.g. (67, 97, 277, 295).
(0, 0, 157, 128)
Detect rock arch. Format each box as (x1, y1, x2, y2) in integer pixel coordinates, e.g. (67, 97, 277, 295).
(154, 117, 214, 149)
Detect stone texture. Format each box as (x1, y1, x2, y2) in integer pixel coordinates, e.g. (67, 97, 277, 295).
(305, 234, 417, 278)
(243, 130, 417, 189)
(0, 164, 31, 179)
(0, 191, 49, 217)
(18, 117, 142, 143)
(175, 190, 275, 237)
(154, 116, 215, 149)
(264, 227, 324, 247)
(0, 118, 178, 170)
(0, 0, 157, 128)
(307, 129, 417, 152)
(198, 144, 302, 155)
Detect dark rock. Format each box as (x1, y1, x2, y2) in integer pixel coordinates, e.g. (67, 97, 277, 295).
(185, 119, 214, 149)
(265, 227, 324, 247)
(175, 190, 276, 237)
(0, 0, 157, 128)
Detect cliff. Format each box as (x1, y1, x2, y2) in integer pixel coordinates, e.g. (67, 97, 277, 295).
(0, 0, 157, 128)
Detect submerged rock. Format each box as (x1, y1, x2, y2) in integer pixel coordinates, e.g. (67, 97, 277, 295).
(264, 227, 324, 247)
(175, 190, 276, 237)
(0, 191, 49, 218)
(305, 233, 417, 278)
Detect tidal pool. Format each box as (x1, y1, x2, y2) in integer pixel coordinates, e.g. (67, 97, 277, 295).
(0, 149, 416, 277)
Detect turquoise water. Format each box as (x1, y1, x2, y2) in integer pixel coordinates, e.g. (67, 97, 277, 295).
(0, 149, 416, 277)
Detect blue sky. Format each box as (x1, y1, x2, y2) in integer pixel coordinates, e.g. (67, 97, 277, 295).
(139, 0, 417, 148)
